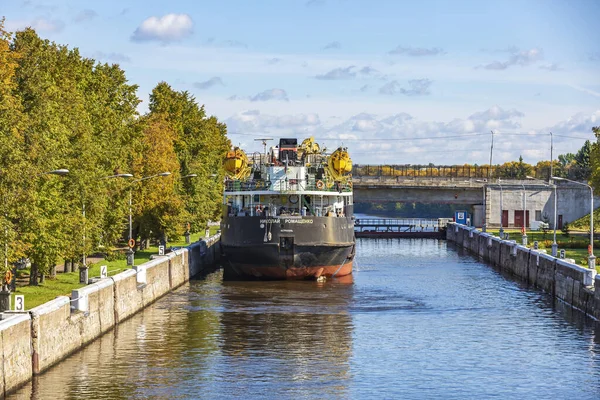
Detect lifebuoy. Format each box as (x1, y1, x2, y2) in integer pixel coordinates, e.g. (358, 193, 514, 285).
(289, 195, 299, 204)
(316, 180, 325, 190)
(128, 238, 136, 248)
(4, 270, 12, 285)
(347, 181, 353, 189)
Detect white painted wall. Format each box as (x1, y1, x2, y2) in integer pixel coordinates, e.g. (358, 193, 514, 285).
(485, 182, 599, 229)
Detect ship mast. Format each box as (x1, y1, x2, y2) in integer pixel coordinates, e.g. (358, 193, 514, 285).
(254, 138, 273, 162)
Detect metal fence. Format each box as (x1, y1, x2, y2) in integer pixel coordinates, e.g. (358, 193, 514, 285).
(352, 165, 553, 180)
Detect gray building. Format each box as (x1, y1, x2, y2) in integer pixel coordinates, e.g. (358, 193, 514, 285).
(482, 181, 599, 230)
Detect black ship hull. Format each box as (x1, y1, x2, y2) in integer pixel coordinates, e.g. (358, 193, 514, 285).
(220, 212, 355, 280)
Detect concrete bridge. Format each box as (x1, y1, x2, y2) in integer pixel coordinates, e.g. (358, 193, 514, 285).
(352, 174, 599, 230)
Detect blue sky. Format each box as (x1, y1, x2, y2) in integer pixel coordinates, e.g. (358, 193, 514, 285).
(3, 0, 600, 164)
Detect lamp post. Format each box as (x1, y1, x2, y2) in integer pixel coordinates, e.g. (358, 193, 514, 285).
(520, 182, 527, 245)
(1, 168, 69, 310)
(498, 181, 504, 238)
(475, 179, 488, 231)
(181, 174, 198, 244)
(78, 173, 133, 284)
(127, 172, 171, 266)
(552, 176, 595, 269)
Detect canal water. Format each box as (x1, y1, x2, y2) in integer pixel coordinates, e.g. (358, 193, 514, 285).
(10, 238, 600, 399)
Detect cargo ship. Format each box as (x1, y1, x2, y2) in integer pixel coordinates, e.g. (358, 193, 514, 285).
(220, 137, 355, 280)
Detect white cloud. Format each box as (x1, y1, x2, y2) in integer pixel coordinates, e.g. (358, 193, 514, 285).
(226, 110, 320, 132)
(74, 9, 98, 23)
(545, 110, 600, 135)
(379, 79, 432, 96)
(6, 17, 65, 33)
(248, 88, 289, 102)
(479, 47, 544, 70)
(539, 63, 562, 71)
(222, 106, 598, 164)
(194, 77, 224, 90)
(315, 65, 381, 80)
(322, 41, 341, 50)
(131, 14, 193, 43)
(388, 46, 445, 56)
(93, 52, 131, 63)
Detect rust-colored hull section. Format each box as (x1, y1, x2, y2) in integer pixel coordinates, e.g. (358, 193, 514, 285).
(233, 261, 353, 280)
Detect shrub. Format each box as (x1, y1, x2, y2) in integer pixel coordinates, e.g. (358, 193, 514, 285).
(561, 222, 570, 237)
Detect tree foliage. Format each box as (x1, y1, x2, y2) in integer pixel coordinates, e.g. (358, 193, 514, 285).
(0, 24, 229, 284)
(591, 127, 600, 193)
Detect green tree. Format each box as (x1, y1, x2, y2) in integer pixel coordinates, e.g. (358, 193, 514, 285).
(147, 82, 230, 233)
(568, 140, 592, 180)
(0, 18, 29, 278)
(132, 113, 185, 245)
(591, 127, 600, 192)
(497, 156, 533, 179)
(11, 28, 141, 282)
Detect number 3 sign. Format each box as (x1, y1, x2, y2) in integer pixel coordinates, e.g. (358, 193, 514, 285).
(14, 295, 25, 311)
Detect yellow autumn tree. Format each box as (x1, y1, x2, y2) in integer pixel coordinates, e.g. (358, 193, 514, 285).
(132, 113, 186, 245)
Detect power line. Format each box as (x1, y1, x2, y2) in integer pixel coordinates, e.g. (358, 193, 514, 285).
(226, 131, 595, 142)
(226, 132, 488, 141)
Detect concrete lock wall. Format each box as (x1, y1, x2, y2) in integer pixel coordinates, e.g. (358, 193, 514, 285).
(0, 234, 221, 397)
(447, 223, 598, 319)
(0, 314, 32, 397)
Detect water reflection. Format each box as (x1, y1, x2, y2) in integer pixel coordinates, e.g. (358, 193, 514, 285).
(217, 280, 354, 398)
(9, 239, 600, 399)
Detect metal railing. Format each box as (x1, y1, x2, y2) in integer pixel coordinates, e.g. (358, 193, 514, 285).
(355, 218, 449, 232)
(225, 179, 352, 193)
(352, 164, 556, 181)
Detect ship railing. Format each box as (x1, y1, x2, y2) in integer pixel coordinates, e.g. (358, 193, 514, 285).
(228, 206, 346, 218)
(224, 179, 352, 193)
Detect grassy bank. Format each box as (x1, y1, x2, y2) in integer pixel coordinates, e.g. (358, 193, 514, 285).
(9, 227, 219, 310)
(485, 228, 596, 271)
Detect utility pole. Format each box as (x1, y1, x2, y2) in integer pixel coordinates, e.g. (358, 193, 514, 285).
(489, 130, 494, 180)
(549, 132, 553, 183)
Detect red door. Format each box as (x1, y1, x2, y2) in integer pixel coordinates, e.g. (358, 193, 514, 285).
(514, 211, 523, 228)
(558, 215, 563, 230)
(502, 210, 509, 228)
(514, 211, 530, 228)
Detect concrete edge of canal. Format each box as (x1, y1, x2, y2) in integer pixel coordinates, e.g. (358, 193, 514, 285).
(447, 223, 600, 321)
(0, 235, 221, 398)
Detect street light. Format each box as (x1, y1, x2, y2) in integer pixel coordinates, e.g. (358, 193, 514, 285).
(475, 179, 488, 231)
(181, 174, 199, 244)
(127, 172, 172, 266)
(79, 173, 133, 284)
(520, 182, 527, 245)
(498, 180, 504, 238)
(1, 168, 70, 310)
(552, 176, 595, 269)
(527, 175, 557, 255)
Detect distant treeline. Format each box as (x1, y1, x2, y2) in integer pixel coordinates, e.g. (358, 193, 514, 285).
(0, 20, 230, 284)
(354, 144, 595, 181)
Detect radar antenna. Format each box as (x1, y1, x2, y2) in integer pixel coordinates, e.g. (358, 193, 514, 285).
(254, 138, 273, 158)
